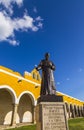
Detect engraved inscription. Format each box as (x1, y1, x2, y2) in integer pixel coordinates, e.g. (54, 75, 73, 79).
(43, 104, 66, 130)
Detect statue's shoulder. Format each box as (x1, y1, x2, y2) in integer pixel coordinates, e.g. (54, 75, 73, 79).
(40, 59, 45, 65)
(49, 60, 53, 64)
(50, 60, 55, 66)
(41, 59, 45, 62)
(41, 59, 47, 65)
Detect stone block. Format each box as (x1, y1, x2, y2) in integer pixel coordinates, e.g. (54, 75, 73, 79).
(36, 102, 69, 130)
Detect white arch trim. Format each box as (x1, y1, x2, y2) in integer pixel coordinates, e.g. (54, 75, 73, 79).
(64, 101, 68, 103)
(18, 91, 37, 106)
(0, 85, 18, 104)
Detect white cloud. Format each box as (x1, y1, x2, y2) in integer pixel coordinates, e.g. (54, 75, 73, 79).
(0, 0, 23, 8)
(7, 39, 19, 46)
(0, 0, 43, 45)
(37, 22, 43, 28)
(36, 16, 43, 21)
(13, 14, 38, 31)
(78, 68, 83, 72)
(0, 0, 23, 15)
(57, 82, 60, 85)
(33, 7, 37, 13)
(66, 78, 70, 81)
(0, 12, 14, 41)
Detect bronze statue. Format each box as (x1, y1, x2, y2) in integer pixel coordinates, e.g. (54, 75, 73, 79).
(36, 53, 56, 96)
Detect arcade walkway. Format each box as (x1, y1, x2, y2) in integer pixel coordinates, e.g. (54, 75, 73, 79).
(0, 66, 84, 128)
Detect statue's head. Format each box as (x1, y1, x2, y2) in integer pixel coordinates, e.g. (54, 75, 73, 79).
(45, 53, 50, 60)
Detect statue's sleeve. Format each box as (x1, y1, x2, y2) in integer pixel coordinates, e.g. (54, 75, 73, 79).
(36, 60, 42, 71)
(51, 62, 56, 70)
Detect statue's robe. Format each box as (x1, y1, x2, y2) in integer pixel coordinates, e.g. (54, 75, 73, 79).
(36, 59, 56, 95)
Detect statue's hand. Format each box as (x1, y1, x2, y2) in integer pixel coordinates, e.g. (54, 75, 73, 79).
(35, 65, 38, 70)
(51, 66, 55, 70)
(35, 66, 41, 71)
(35, 67, 38, 70)
(48, 63, 52, 68)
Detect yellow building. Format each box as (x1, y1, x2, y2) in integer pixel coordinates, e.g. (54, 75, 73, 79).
(0, 66, 84, 128)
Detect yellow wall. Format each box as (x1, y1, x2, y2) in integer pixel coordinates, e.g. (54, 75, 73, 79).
(0, 66, 41, 99)
(0, 66, 84, 106)
(57, 91, 84, 106)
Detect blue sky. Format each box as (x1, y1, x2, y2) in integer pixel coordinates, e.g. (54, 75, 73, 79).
(0, 0, 84, 101)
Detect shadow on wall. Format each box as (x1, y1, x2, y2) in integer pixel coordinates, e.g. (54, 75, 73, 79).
(17, 94, 33, 123)
(0, 89, 34, 125)
(0, 89, 13, 125)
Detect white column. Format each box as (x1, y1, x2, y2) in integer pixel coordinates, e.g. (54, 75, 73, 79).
(72, 105, 75, 118)
(32, 105, 36, 124)
(11, 104, 18, 126)
(68, 105, 71, 118)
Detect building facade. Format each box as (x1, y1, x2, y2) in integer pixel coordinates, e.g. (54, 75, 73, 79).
(0, 66, 84, 127)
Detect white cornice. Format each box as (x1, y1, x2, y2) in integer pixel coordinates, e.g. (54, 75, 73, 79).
(0, 69, 40, 86)
(0, 68, 83, 103)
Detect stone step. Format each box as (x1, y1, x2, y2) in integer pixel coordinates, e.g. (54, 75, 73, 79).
(0, 123, 34, 130)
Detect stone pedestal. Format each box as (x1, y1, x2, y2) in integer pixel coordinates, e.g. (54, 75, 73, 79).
(36, 96, 69, 130)
(37, 95, 63, 103)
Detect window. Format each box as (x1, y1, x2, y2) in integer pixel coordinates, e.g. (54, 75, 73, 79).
(37, 75, 40, 80)
(33, 73, 36, 79)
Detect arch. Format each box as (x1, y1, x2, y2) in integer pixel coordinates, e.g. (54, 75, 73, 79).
(77, 106, 80, 116)
(0, 85, 17, 104)
(74, 104, 78, 117)
(65, 102, 69, 119)
(17, 92, 34, 123)
(70, 104, 74, 118)
(0, 89, 13, 125)
(80, 106, 83, 116)
(65, 102, 69, 112)
(78, 106, 82, 117)
(81, 106, 84, 116)
(18, 91, 36, 106)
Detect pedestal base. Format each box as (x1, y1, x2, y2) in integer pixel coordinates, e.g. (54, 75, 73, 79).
(37, 95, 63, 103)
(36, 102, 69, 130)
